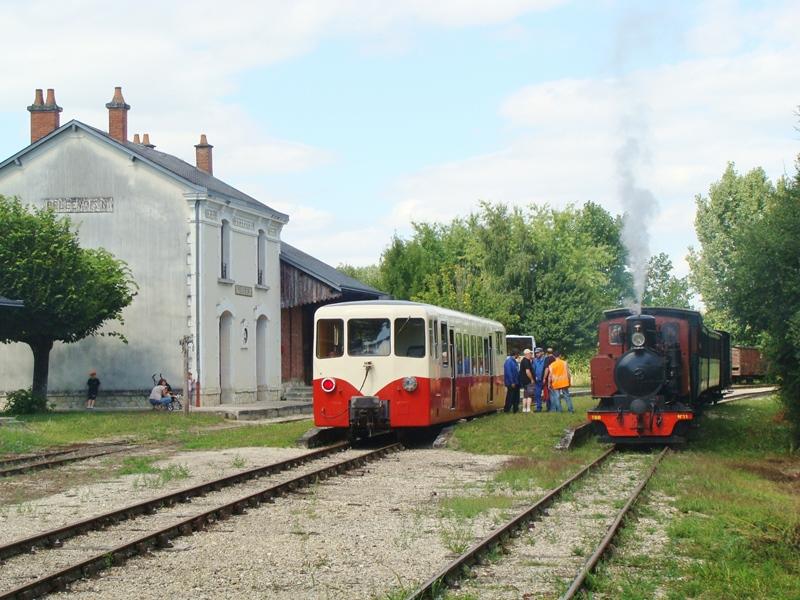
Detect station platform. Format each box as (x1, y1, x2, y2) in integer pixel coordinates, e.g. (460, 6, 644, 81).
(190, 399, 313, 421)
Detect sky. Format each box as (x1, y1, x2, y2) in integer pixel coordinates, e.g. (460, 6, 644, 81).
(1, 0, 798, 278)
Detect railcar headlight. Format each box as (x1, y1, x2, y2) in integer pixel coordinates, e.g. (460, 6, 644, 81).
(402, 376, 418, 392)
(321, 377, 336, 393)
(631, 332, 646, 347)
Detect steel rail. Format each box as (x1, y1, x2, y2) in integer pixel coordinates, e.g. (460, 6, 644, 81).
(717, 388, 777, 405)
(0, 446, 132, 478)
(0, 441, 133, 469)
(0, 441, 350, 562)
(405, 446, 617, 600)
(561, 446, 669, 600)
(0, 442, 402, 600)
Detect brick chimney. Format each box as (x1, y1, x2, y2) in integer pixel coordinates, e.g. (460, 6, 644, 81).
(195, 134, 213, 175)
(105, 86, 130, 143)
(27, 88, 62, 143)
(142, 133, 155, 149)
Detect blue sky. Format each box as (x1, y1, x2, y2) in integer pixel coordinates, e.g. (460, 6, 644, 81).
(1, 0, 798, 279)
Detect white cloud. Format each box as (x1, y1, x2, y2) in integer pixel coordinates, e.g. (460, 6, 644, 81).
(388, 34, 800, 254)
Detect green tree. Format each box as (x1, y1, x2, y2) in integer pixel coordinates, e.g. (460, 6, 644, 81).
(374, 201, 629, 353)
(726, 164, 800, 445)
(335, 263, 385, 292)
(0, 196, 137, 398)
(642, 252, 692, 309)
(687, 162, 773, 342)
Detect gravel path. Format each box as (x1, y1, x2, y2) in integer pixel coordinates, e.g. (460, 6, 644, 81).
(1, 447, 520, 599)
(450, 451, 657, 599)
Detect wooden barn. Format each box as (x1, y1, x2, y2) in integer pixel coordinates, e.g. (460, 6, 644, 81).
(280, 243, 387, 389)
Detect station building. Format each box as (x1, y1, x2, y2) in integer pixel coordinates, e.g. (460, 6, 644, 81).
(0, 88, 289, 407)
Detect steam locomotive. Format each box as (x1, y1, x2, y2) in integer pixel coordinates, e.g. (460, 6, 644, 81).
(587, 307, 731, 444)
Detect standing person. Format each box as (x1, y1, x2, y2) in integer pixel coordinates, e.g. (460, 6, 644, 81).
(86, 371, 100, 410)
(549, 351, 574, 413)
(543, 347, 556, 412)
(503, 350, 521, 413)
(519, 349, 535, 413)
(532, 348, 546, 412)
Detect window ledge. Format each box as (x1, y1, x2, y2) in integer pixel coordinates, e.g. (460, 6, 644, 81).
(255, 284, 270, 291)
(218, 278, 235, 285)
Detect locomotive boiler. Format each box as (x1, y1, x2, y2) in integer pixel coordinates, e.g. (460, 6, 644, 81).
(587, 307, 731, 444)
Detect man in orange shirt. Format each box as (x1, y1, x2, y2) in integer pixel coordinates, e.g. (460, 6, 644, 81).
(546, 351, 574, 413)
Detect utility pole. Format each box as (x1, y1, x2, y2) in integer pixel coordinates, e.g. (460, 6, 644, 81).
(179, 335, 194, 415)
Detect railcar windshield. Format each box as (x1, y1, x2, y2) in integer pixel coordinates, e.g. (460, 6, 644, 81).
(394, 317, 426, 357)
(348, 318, 391, 356)
(316, 319, 344, 358)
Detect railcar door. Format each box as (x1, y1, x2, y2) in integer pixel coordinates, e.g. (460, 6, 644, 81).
(439, 321, 454, 411)
(449, 328, 457, 410)
(486, 336, 494, 404)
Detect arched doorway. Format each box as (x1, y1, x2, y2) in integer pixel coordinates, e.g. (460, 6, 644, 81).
(219, 311, 233, 403)
(256, 315, 268, 401)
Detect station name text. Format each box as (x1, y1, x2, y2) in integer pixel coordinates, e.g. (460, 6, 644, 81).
(45, 197, 114, 213)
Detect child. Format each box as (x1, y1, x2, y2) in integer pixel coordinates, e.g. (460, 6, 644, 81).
(86, 371, 101, 409)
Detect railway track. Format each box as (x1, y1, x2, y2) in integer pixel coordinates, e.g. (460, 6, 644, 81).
(0, 443, 133, 478)
(406, 446, 668, 599)
(0, 440, 402, 600)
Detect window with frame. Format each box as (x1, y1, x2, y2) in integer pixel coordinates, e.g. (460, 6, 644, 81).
(316, 319, 343, 358)
(220, 219, 231, 279)
(395, 318, 426, 357)
(348, 318, 391, 356)
(456, 332, 463, 375)
(609, 323, 623, 345)
(440, 323, 449, 366)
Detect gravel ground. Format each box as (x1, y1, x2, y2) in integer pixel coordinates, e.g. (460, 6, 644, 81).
(451, 451, 657, 599)
(0, 446, 310, 545)
(2, 447, 517, 599)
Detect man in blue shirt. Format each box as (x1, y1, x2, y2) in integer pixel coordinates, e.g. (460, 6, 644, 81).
(532, 348, 547, 412)
(503, 349, 521, 413)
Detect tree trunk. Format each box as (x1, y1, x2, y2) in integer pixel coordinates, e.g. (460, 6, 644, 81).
(29, 338, 53, 398)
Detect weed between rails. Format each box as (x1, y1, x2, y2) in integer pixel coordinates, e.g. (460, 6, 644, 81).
(132, 463, 191, 489)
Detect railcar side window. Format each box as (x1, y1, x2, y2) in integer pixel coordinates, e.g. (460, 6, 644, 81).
(316, 319, 343, 359)
(395, 318, 426, 357)
(456, 333, 463, 375)
(440, 323, 449, 366)
(609, 324, 623, 345)
(348, 318, 391, 356)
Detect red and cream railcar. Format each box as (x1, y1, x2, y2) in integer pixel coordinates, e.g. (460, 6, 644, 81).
(313, 300, 506, 436)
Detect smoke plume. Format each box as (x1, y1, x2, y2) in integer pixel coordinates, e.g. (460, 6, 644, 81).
(616, 112, 658, 314)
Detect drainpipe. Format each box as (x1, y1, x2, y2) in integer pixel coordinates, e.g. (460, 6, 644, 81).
(195, 198, 202, 407)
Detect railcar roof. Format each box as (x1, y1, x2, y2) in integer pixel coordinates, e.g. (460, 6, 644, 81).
(603, 307, 702, 320)
(316, 300, 505, 328)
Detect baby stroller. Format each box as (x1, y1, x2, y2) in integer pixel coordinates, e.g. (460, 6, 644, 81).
(150, 373, 183, 412)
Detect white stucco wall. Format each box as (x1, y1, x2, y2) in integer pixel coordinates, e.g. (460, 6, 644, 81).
(0, 126, 285, 405)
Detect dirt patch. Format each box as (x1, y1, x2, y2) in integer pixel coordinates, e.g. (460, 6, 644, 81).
(732, 458, 800, 491)
(0, 444, 171, 506)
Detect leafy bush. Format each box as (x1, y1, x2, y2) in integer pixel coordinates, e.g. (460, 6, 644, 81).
(3, 388, 51, 415)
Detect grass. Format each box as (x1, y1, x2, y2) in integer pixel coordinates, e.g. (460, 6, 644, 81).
(588, 396, 800, 600)
(0, 412, 315, 454)
(450, 394, 608, 491)
(177, 419, 313, 449)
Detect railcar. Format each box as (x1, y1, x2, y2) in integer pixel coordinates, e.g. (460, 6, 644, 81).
(313, 300, 506, 437)
(731, 346, 766, 383)
(506, 334, 536, 357)
(587, 307, 731, 444)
